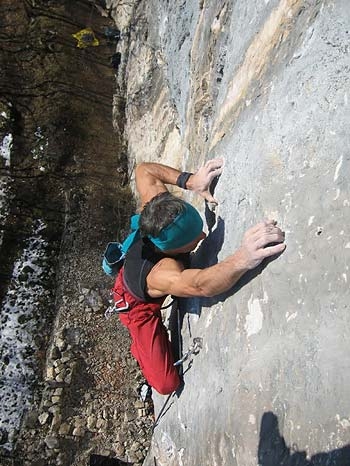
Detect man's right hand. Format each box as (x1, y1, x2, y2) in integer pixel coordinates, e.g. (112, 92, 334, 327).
(236, 220, 286, 270)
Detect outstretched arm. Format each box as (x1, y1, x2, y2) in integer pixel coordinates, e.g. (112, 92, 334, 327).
(146, 220, 286, 298)
(135, 158, 224, 208)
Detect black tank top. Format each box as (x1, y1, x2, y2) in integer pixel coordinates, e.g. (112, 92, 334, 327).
(123, 237, 189, 302)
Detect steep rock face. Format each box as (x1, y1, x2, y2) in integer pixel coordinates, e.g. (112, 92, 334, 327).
(113, 1, 350, 465)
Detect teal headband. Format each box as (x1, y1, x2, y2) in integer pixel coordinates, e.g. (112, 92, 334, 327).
(149, 202, 203, 251)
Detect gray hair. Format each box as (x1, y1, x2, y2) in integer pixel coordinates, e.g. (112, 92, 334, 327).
(139, 192, 186, 237)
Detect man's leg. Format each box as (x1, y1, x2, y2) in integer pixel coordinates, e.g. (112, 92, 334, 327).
(119, 300, 181, 395)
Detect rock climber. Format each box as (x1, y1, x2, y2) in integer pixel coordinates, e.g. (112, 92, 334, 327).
(112, 158, 286, 395)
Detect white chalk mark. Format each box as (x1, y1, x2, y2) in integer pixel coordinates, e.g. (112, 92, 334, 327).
(333, 188, 340, 200)
(338, 417, 350, 429)
(248, 414, 256, 425)
(205, 308, 214, 328)
(287, 312, 298, 322)
(334, 155, 343, 182)
(308, 216, 314, 226)
(245, 293, 267, 337)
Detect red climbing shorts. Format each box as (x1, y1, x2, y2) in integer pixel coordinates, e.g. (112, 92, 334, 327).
(112, 269, 180, 395)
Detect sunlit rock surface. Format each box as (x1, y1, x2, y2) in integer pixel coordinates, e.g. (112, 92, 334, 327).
(110, 0, 350, 465)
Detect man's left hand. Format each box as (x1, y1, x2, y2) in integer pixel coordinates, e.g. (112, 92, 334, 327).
(188, 157, 224, 204)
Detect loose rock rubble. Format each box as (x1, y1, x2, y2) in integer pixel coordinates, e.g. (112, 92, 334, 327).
(1, 1, 155, 464)
(15, 283, 154, 466)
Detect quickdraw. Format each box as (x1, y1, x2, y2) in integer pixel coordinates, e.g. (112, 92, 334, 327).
(173, 337, 203, 366)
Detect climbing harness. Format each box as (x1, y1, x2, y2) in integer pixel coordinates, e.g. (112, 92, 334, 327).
(160, 298, 176, 310)
(173, 337, 203, 366)
(104, 294, 176, 320)
(104, 289, 129, 319)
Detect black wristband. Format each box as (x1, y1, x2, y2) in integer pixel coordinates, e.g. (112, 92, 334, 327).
(176, 172, 193, 189)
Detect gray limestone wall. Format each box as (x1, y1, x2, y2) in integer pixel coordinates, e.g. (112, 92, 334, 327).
(112, 0, 350, 465)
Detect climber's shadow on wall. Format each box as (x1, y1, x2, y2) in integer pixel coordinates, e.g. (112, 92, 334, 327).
(186, 204, 284, 317)
(169, 204, 284, 390)
(168, 207, 225, 388)
(258, 412, 350, 466)
(168, 211, 226, 356)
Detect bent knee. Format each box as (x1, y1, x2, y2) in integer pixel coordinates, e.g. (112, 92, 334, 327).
(152, 375, 181, 395)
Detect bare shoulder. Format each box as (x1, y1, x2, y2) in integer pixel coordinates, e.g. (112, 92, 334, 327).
(146, 257, 185, 298)
(146, 257, 206, 299)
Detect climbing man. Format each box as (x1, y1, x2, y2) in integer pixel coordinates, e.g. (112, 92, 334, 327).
(112, 158, 286, 395)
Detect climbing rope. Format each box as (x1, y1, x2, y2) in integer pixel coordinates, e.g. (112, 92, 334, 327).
(152, 336, 203, 430)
